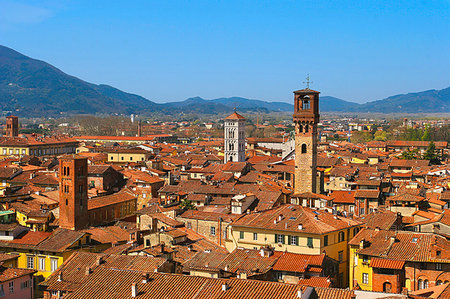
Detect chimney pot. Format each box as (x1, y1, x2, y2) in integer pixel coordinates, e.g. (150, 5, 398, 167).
(131, 283, 138, 297)
(222, 283, 228, 291)
(297, 289, 302, 298)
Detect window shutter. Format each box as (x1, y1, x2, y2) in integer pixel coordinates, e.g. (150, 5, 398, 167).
(282, 235, 285, 244)
(295, 236, 299, 246)
(275, 234, 278, 243)
(287, 236, 291, 245)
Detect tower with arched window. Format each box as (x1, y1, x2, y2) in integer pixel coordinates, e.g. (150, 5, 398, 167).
(293, 87, 320, 194)
(224, 111, 246, 163)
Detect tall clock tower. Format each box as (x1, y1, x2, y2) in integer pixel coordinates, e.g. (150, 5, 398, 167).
(293, 86, 320, 194)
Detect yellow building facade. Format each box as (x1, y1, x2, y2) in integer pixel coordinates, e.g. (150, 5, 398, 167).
(225, 205, 361, 287)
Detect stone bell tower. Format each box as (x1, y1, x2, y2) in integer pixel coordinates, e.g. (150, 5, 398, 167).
(293, 84, 320, 194)
(224, 110, 246, 163)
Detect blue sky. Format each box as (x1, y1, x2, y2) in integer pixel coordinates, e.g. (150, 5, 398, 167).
(1, 0, 449, 104)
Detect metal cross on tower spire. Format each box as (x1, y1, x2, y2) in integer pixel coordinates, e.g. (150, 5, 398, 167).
(303, 74, 313, 89)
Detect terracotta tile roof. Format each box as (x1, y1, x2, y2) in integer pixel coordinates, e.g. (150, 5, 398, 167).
(0, 253, 19, 263)
(0, 266, 36, 283)
(225, 112, 246, 120)
(390, 159, 429, 168)
(182, 251, 228, 272)
(297, 277, 331, 288)
(41, 251, 167, 292)
(273, 252, 325, 273)
(88, 189, 136, 210)
(360, 210, 400, 230)
(354, 190, 380, 199)
(232, 205, 360, 235)
(58, 266, 354, 299)
(217, 249, 278, 276)
(349, 228, 450, 262)
(370, 257, 405, 269)
(329, 191, 355, 204)
(82, 226, 129, 244)
(386, 193, 424, 202)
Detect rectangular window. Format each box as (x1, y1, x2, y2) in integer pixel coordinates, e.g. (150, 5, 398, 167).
(276, 234, 285, 244)
(27, 256, 34, 269)
(354, 255, 358, 266)
(436, 263, 442, 271)
(290, 235, 298, 246)
(338, 251, 343, 263)
(8, 281, 14, 294)
(362, 255, 369, 263)
(324, 235, 328, 246)
(187, 222, 192, 229)
(362, 273, 369, 284)
(360, 207, 365, 215)
(210, 226, 216, 236)
(2, 149, 6, 155)
(51, 258, 58, 272)
(253, 233, 258, 241)
(39, 257, 46, 271)
(239, 231, 244, 239)
(307, 237, 313, 248)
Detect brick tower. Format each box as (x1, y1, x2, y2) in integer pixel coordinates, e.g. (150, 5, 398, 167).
(59, 155, 89, 230)
(293, 88, 320, 194)
(224, 111, 246, 163)
(6, 115, 19, 137)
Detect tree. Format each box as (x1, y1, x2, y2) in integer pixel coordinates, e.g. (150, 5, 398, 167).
(374, 131, 388, 141)
(400, 149, 420, 160)
(421, 125, 431, 141)
(423, 141, 441, 165)
(179, 199, 196, 210)
(351, 131, 372, 144)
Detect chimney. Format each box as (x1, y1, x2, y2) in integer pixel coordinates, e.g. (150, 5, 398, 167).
(131, 283, 138, 297)
(96, 256, 104, 265)
(142, 273, 149, 283)
(222, 283, 229, 291)
(85, 267, 92, 275)
(314, 215, 319, 220)
(160, 243, 165, 253)
(298, 224, 303, 230)
(359, 240, 366, 249)
(297, 289, 302, 298)
(57, 272, 63, 282)
(278, 214, 283, 221)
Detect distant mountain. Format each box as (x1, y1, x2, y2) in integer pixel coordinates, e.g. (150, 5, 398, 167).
(319, 96, 361, 112)
(0, 45, 160, 116)
(0, 45, 448, 116)
(355, 88, 450, 113)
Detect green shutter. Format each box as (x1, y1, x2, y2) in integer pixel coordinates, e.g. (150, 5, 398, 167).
(287, 235, 291, 245)
(295, 236, 299, 246)
(275, 234, 278, 243)
(282, 235, 286, 244)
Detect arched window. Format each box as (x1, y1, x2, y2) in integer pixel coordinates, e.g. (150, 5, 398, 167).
(436, 280, 442, 286)
(418, 279, 423, 290)
(229, 156, 233, 162)
(383, 282, 392, 293)
(354, 227, 359, 236)
(302, 100, 310, 110)
(299, 124, 303, 133)
(424, 280, 429, 289)
(301, 144, 307, 154)
(305, 124, 309, 133)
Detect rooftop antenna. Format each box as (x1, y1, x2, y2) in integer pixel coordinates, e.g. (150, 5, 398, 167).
(303, 74, 313, 90)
